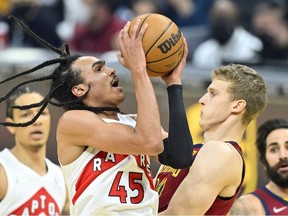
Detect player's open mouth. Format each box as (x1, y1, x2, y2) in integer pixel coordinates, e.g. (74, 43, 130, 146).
(111, 77, 119, 87)
(30, 130, 43, 139)
(278, 162, 288, 172)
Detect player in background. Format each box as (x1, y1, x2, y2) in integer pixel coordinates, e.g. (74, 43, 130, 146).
(230, 118, 288, 215)
(0, 16, 193, 215)
(0, 86, 69, 215)
(155, 63, 268, 215)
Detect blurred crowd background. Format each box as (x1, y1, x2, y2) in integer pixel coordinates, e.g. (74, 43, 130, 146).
(0, 0, 287, 194)
(0, 0, 288, 67)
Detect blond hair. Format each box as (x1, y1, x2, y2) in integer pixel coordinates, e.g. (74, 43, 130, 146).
(212, 64, 268, 125)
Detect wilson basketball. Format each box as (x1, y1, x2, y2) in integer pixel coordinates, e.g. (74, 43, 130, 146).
(129, 13, 184, 77)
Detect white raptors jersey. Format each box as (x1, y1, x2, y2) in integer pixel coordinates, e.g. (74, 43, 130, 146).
(61, 114, 158, 215)
(0, 148, 67, 215)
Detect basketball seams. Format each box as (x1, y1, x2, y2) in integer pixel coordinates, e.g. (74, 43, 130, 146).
(136, 14, 152, 38)
(145, 21, 173, 57)
(129, 13, 183, 77)
(146, 43, 183, 75)
(147, 42, 183, 64)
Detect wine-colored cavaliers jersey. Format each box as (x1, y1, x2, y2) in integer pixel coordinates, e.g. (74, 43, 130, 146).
(0, 149, 67, 215)
(61, 114, 159, 215)
(155, 142, 245, 215)
(252, 187, 288, 215)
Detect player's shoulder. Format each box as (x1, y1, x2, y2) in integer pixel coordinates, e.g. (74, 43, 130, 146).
(198, 140, 242, 170)
(0, 149, 12, 163)
(201, 140, 238, 155)
(230, 193, 264, 215)
(0, 149, 5, 159)
(60, 109, 99, 121)
(45, 158, 61, 170)
(238, 193, 262, 204)
(58, 109, 102, 130)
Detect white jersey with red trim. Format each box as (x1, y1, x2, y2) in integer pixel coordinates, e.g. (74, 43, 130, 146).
(0, 148, 67, 215)
(61, 114, 158, 215)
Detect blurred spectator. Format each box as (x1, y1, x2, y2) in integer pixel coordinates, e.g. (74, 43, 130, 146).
(6, 0, 64, 48)
(115, 0, 160, 25)
(192, 0, 263, 69)
(251, 1, 288, 63)
(131, 0, 159, 17)
(57, 0, 91, 42)
(68, 0, 125, 54)
(233, 0, 263, 30)
(159, 0, 214, 27)
(0, 0, 10, 19)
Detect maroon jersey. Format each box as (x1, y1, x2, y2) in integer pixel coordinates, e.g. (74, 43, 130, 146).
(155, 142, 245, 215)
(252, 187, 288, 215)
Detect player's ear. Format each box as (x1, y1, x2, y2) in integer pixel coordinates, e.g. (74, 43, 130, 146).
(5, 118, 16, 135)
(71, 84, 89, 97)
(232, 99, 246, 114)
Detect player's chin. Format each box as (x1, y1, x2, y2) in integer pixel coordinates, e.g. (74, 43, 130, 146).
(112, 86, 123, 92)
(118, 94, 125, 104)
(30, 142, 46, 150)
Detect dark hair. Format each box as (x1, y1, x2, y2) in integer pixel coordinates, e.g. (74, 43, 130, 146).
(256, 118, 288, 164)
(254, 0, 287, 22)
(0, 16, 120, 127)
(94, 0, 119, 13)
(6, 85, 41, 119)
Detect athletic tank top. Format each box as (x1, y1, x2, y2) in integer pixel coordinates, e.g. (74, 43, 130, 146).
(156, 141, 245, 215)
(252, 187, 288, 215)
(61, 113, 158, 215)
(0, 148, 66, 215)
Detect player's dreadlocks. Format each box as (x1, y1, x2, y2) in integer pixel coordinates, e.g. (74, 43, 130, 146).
(0, 16, 120, 127)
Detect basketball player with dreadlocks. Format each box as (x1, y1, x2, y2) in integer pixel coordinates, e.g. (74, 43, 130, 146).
(0, 86, 69, 215)
(0, 16, 193, 215)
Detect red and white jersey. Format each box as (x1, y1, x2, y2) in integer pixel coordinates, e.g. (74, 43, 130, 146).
(61, 114, 158, 215)
(0, 148, 67, 215)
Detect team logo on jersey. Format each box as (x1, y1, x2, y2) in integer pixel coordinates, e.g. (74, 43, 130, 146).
(155, 177, 167, 196)
(9, 187, 60, 215)
(159, 166, 181, 177)
(273, 206, 288, 214)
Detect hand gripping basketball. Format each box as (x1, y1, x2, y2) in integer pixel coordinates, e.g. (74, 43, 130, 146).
(129, 13, 184, 77)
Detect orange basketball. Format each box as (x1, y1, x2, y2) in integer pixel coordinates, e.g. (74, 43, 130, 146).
(129, 13, 184, 77)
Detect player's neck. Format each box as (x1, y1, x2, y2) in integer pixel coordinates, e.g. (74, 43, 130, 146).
(10, 145, 47, 175)
(266, 182, 288, 199)
(203, 121, 245, 143)
(98, 111, 119, 120)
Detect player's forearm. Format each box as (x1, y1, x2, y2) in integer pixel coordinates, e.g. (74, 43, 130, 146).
(133, 70, 163, 154)
(158, 85, 193, 168)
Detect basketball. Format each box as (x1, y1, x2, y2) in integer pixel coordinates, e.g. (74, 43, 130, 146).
(129, 13, 184, 77)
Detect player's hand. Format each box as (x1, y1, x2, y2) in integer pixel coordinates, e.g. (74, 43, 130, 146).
(117, 19, 148, 76)
(161, 35, 188, 86)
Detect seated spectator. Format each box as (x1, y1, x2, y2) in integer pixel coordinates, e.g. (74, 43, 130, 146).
(7, 0, 64, 48)
(159, 0, 214, 27)
(68, 0, 125, 54)
(131, 0, 159, 17)
(251, 1, 288, 64)
(114, 0, 160, 29)
(57, 0, 91, 42)
(192, 0, 263, 69)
